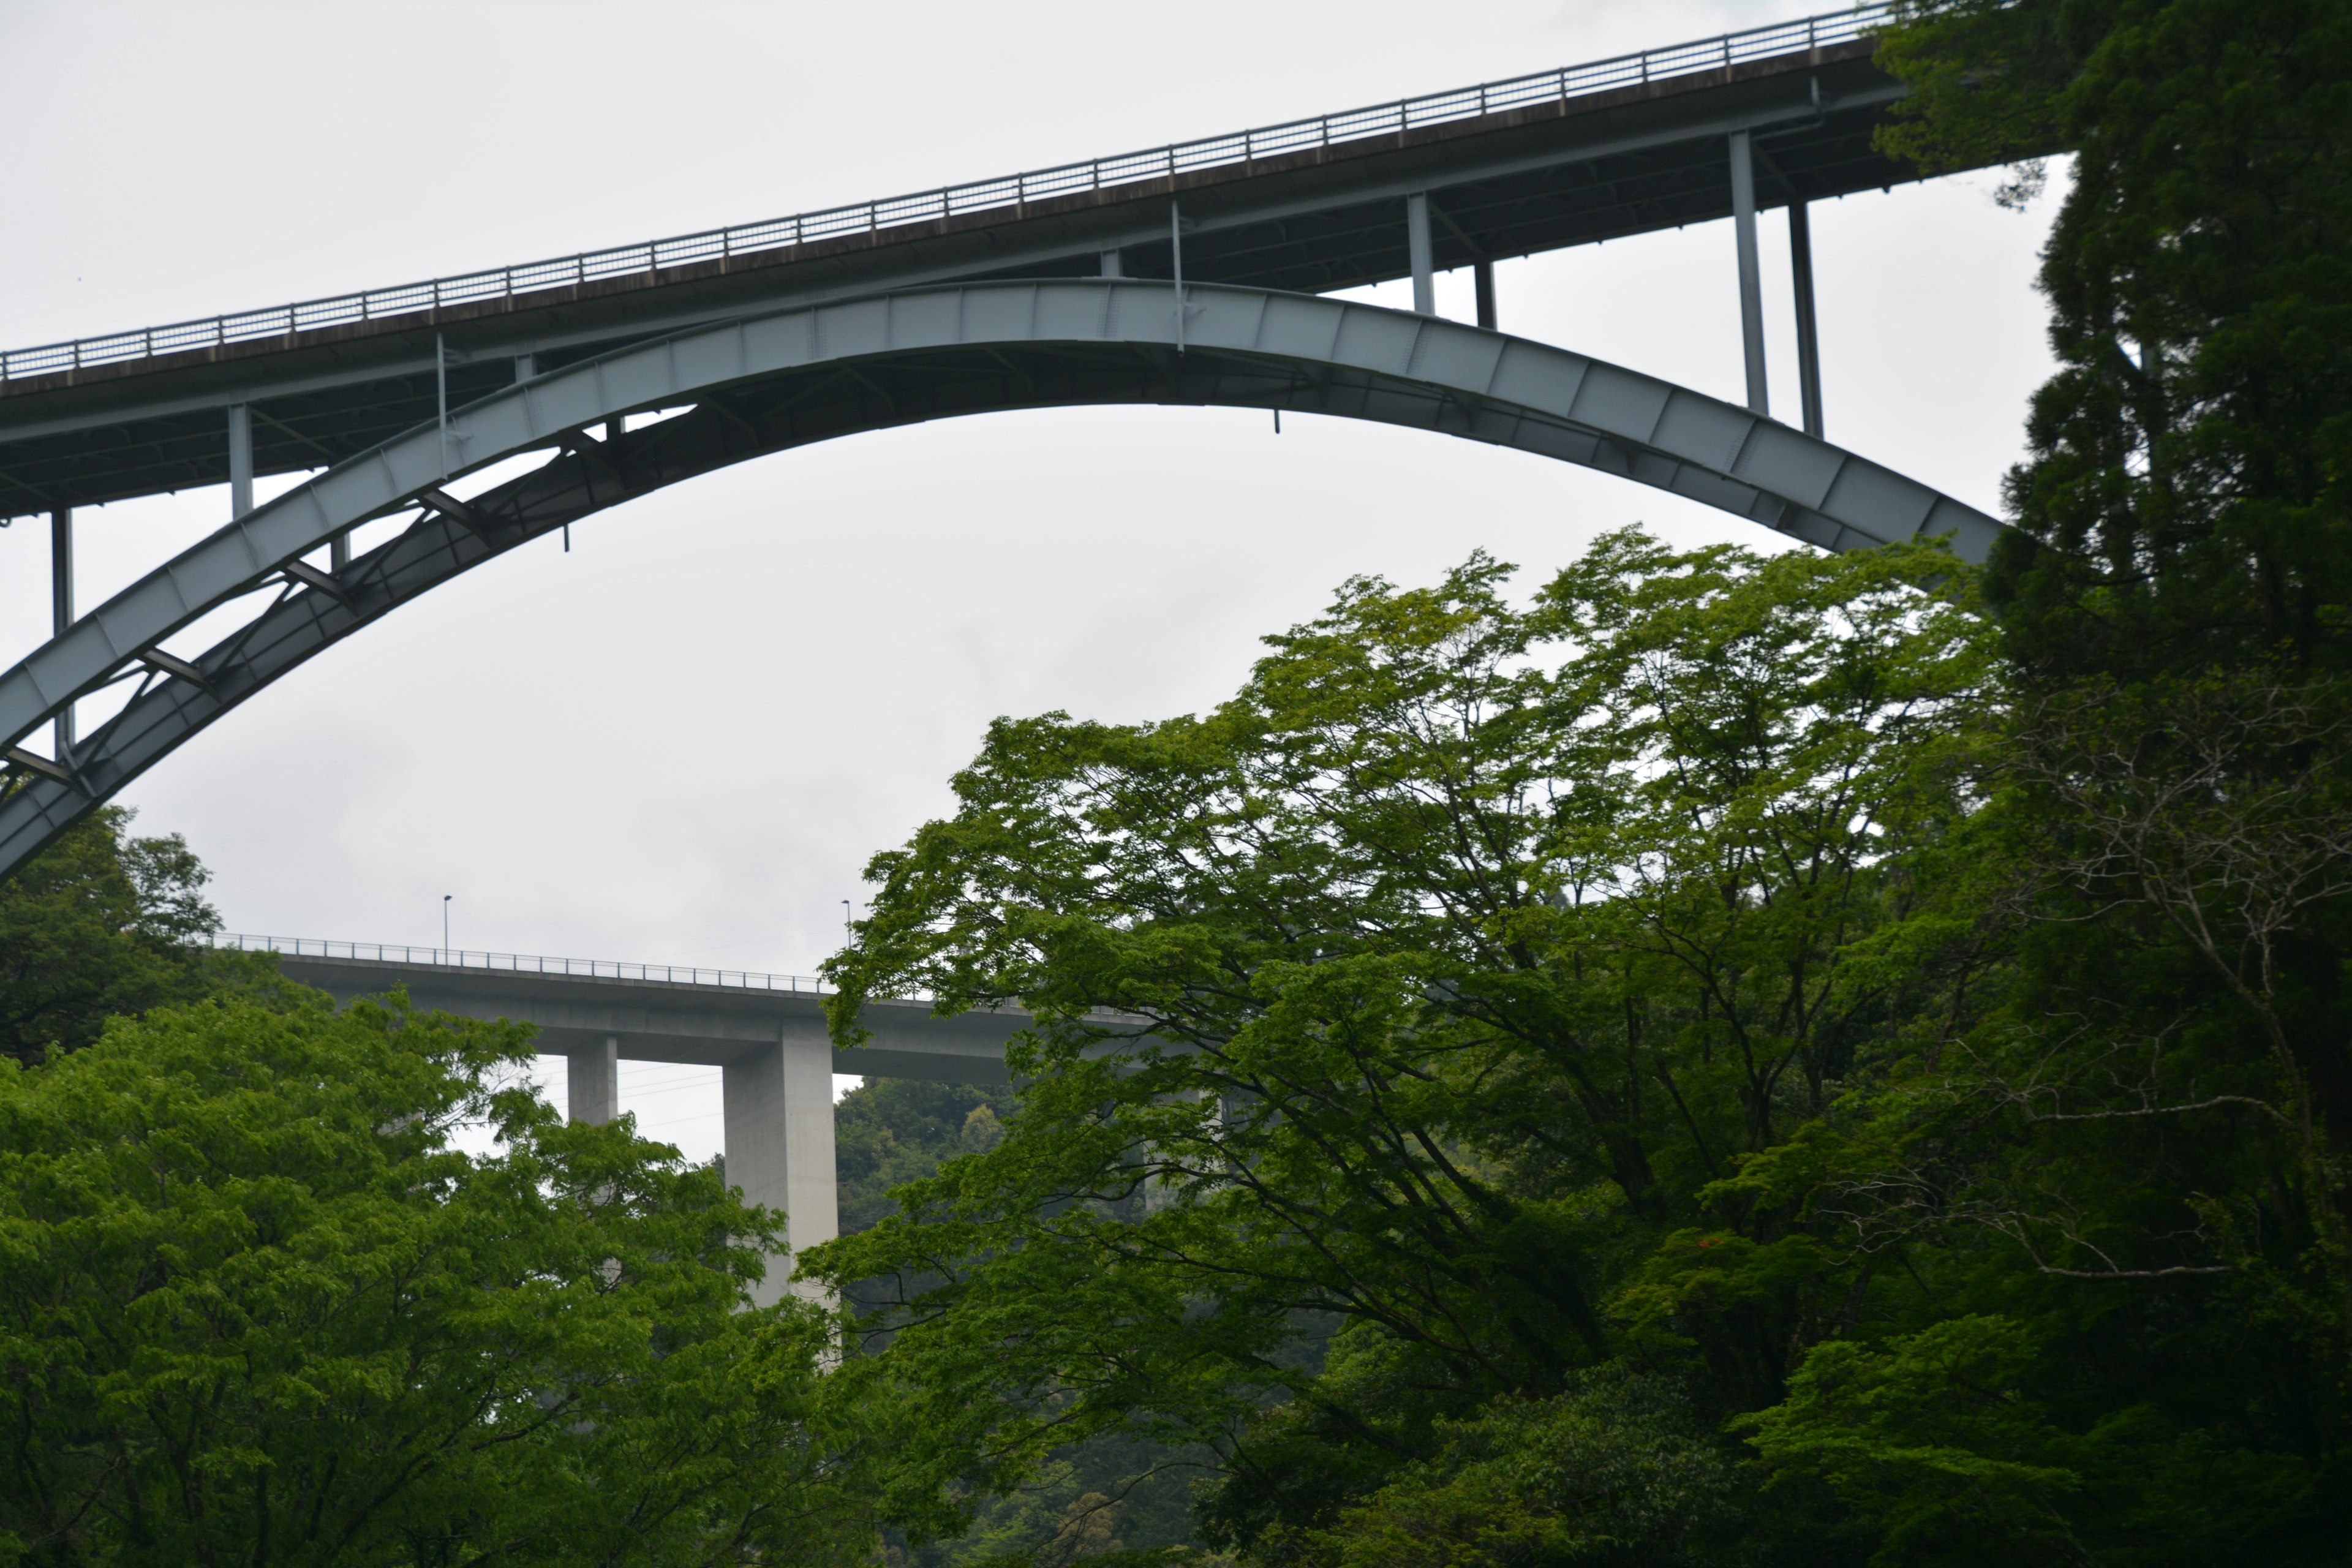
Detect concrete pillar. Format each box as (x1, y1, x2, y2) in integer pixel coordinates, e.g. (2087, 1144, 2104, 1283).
(568, 1036, 619, 1125)
(1789, 200, 1825, 439)
(1728, 131, 1768, 417)
(50, 507, 72, 753)
(1473, 258, 1497, 330)
(723, 1035, 838, 1307)
(227, 404, 254, 518)
(1406, 192, 1436, 315)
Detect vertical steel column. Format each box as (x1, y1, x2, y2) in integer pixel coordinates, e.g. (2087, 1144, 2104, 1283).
(50, 508, 73, 753)
(1728, 130, 1769, 417)
(1789, 201, 1825, 439)
(513, 352, 535, 383)
(1474, 259, 1497, 330)
(1406, 192, 1436, 315)
(227, 404, 254, 517)
(1099, 249, 1122, 278)
(568, 1037, 620, 1125)
(1170, 202, 1186, 353)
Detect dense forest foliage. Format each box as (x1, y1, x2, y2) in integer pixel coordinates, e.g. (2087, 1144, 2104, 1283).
(2, 1, 2345, 1563)
(812, 2, 2352, 1562)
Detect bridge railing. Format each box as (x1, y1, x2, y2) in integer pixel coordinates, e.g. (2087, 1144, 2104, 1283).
(205, 932, 832, 995)
(1, 3, 1891, 385)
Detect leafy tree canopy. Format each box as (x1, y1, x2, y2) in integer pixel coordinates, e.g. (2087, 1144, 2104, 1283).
(0, 987, 885, 1568)
(1882, 0, 2352, 680)
(813, 533, 2010, 1564)
(0, 805, 267, 1068)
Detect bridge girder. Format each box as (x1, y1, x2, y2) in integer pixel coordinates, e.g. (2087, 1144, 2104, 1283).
(0, 279, 2005, 878)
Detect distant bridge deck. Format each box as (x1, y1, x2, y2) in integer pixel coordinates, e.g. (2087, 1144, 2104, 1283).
(222, 934, 1022, 1085)
(0, 4, 1940, 518)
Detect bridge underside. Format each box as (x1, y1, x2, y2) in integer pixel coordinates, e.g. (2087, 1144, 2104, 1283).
(0, 34, 1964, 516)
(0, 280, 2006, 881)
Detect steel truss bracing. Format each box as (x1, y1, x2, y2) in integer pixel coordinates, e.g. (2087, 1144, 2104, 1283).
(0, 281, 2006, 878)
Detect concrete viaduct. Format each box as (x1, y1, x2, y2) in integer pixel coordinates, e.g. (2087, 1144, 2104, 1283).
(255, 939, 1019, 1306)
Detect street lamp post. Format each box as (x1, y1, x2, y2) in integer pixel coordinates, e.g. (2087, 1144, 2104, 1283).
(443, 894, 453, 959)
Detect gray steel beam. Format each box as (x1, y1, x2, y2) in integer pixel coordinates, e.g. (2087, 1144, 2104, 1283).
(136, 647, 206, 687)
(1790, 200, 1825, 439)
(1474, 260, 1497, 331)
(0, 281, 2010, 876)
(4, 745, 72, 786)
(1170, 203, 1188, 352)
(1729, 130, 1769, 417)
(50, 507, 71, 753)
(1406, 193, 1436, 315)
(1100, 248, 1122, 278)
(227, 404, 254, 517)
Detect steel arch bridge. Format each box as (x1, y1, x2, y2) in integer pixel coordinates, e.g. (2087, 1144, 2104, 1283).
(0, 278, 2003, 877)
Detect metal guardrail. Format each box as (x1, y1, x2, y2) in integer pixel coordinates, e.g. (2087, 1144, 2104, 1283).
(206, 931, 831, 995)
(1, 4, 1888, 385)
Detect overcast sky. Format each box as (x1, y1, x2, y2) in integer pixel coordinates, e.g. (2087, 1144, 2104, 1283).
(0, 1, 2064, 1152)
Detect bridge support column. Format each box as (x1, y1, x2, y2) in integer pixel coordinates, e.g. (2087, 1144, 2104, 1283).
(1406, 192, 1435, 315)
(1728, 131, 1768, 417)
(227, 404, 254, 518)
(1789, 200, 1825, 439)
(50, 508, 72, 753)
(1099, 249, 1122, 279)
(723, 1037, 837, 1308)
(568, 1036, 619, 1125)
(1474, 259, 1496, 330)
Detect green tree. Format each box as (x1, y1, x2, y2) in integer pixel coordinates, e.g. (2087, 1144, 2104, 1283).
(837, 1078, 1022, 1235)
(1710, 7, 2352, 1556)
(0, 805, 252, 1067)
(0, 985, 882, 1567)
(1880, 0, 2352, 679)
(1310, 1369, 1735, 1568)
(810, 533, 1988, 1564)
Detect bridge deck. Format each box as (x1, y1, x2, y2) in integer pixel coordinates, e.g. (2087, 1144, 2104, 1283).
(0, 7, 1942, 520)
(271, 950, 1022, 1085)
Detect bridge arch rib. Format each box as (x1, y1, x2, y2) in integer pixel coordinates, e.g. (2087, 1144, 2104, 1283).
(0, 280, 2006, 876)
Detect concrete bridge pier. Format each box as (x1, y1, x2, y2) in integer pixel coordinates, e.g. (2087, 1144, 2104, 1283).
(568, 1036, 620, 1125)
(570, 1027, 837, 1305)
(722, 1035, 840, 1306)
